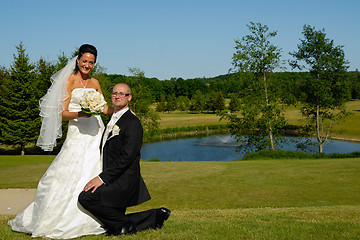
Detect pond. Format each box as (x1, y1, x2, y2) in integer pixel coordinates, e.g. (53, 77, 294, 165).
(140, 134, 360, 161)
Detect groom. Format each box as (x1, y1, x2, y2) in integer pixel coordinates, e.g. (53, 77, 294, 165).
(79, 83, 171, 236)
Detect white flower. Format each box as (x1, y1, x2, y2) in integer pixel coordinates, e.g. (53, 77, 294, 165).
(79, 91, 107, 114)
(112, 125, 120, 136)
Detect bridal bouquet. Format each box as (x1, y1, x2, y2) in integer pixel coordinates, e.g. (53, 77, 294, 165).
(79, 91, 107, 115)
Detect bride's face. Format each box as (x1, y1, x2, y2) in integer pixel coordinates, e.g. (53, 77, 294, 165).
(77, 53, 95, 75)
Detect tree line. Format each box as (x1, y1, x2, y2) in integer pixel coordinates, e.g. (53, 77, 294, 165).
(1, 23, 360, 155)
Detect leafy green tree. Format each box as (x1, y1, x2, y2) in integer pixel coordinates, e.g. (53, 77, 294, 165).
(207, 91, 225, 112)
(289, 25, 350, 153)
(219, 22, 286, 153)
(127, 67, 160, 140)
(186, 78, 209, 97)
(348, 71, 360, 99)
(165, 94, 177, 112)
(176, 95, 191, 111)
(143, 77, 164, 101)
(190, 90, 205, 113)
(162, 80, 176, 97)
(156, 94, 166, 112)
(0, 42, 40, 155)
(228, 93, 240, 112)
(174, 78, 189, 97)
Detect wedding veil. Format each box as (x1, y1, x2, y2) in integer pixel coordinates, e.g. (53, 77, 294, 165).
(36, 57, 77, 151)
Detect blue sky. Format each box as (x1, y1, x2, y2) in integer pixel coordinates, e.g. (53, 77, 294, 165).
(0, 0, 359, 80)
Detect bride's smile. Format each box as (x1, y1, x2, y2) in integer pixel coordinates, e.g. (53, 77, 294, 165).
(77, 53, 95, 76)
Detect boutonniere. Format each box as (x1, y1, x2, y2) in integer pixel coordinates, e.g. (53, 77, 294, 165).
(112, 125, 120, 136)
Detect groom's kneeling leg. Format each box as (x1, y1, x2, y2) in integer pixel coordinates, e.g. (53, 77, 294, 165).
(78, 190, 99, 211)
(78, 190, 128, 233)
(78, 190, 103, 222)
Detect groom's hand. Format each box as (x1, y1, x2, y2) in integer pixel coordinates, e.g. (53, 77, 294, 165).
(83, 176, 103, 193)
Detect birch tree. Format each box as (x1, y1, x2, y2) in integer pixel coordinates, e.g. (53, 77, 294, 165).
(220, 22, 286, 153)
(289, 25, 350, 153)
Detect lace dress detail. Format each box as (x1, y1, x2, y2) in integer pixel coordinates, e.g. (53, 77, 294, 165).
(8, 88, 106, 239)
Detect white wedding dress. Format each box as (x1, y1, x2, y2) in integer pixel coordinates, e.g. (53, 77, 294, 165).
(9, 88, 106, 239)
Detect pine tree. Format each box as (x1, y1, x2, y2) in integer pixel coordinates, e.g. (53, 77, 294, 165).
(0, 42, 40, 155)
(35, 57, 56, 99)
(0, 66, 10, 95)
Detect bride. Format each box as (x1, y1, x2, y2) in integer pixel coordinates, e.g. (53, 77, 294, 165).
(8, 44, 113, 239)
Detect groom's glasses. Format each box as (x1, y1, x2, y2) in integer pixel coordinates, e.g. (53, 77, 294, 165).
(112, 92, 131, 97)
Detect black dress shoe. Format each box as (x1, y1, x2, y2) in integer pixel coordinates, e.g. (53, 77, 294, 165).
(120, 222, 137, 235)
(156, 207, 171, 229)
(161, 207, 171, 221)
(106, 222, 137, 236)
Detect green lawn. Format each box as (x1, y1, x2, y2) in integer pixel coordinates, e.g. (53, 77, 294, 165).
(2, 101, 360, 239)
(1, 156, 360, 239)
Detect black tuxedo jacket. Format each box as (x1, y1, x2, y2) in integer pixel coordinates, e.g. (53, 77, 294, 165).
(98, 109, 151, 207)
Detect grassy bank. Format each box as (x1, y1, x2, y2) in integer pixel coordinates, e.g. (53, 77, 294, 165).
(331, 100, 360, 140)
(158, 100, 360, 141)
(157, 112, 227, 129)
(1, 156, 360, 239)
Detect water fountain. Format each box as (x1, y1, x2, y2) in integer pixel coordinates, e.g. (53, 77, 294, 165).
(197, 135, 238, 147)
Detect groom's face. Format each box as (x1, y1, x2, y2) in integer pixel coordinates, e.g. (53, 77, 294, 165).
(112, 84, 132, 111)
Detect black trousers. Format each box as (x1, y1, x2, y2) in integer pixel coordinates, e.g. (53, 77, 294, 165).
(78, 190, 160, 233)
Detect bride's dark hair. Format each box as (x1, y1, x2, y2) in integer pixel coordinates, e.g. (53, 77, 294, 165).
(74, 44, 97, 74)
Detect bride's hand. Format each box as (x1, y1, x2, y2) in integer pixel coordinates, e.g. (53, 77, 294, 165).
(78, 111, 92, 118)
(62, 110, 91, 120)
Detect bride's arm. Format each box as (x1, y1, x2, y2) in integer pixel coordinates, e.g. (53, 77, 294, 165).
(61, 76, 91, 120)
(102, 104, 114, 115)
(61, 97, 90, 120)
(94, 78, 114, 116)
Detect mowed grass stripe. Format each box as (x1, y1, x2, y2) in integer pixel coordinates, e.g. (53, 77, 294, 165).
(2, 205, 360, 239)
(1, 157, 360, 239)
